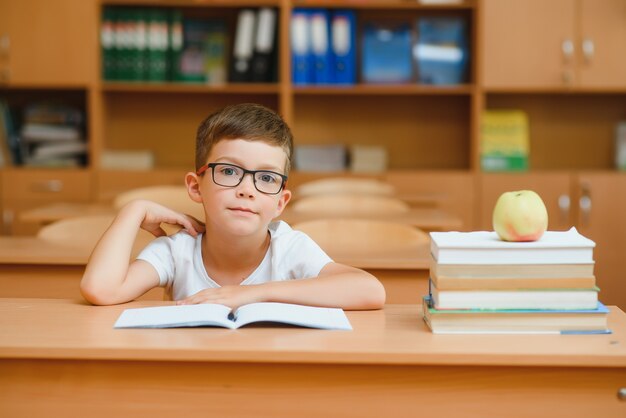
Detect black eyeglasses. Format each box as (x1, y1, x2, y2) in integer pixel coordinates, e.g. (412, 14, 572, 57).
(197, 163, 288, 195)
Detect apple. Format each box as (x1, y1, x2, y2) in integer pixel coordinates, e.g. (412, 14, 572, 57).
(492, 190, 548, 242)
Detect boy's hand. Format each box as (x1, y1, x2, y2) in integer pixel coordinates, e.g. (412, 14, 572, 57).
(176, 285, 264, 310)
(129, 199, 205, 238)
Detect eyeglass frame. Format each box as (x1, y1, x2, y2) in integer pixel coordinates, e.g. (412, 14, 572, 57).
(196, 162, 288, 195)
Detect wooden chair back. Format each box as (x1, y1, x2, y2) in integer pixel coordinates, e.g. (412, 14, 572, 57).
(37, 215, 155, 253)
(296, 177, 395, 198)
(112, 185, 204, 220)
(291, 194, 410, 215)
(292, 218, 429, 254)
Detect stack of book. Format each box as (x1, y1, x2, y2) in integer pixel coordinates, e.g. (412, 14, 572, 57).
(423, 227, 611, 334)
(19, 103, 87, 168)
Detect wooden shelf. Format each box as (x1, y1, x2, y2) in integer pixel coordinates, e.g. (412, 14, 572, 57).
(292, 1, 476, 10)
(101, 0, 282, 7)
(484, 87, 626, 95)
(294, 84, 474, 96)
(101, 82, 281, 94)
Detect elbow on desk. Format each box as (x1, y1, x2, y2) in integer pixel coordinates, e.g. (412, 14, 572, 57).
(358, 274, 386, 310)
(80, 277, 117, 306)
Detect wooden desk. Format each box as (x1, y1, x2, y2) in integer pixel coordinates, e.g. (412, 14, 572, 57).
(0, 237, 164, 301)
(0, 299, 624, 418)
(21, 202, 462, 232)
(279, 206, 462, 231)
(19, 202, 115, 226)
(0, 237, 430, 303)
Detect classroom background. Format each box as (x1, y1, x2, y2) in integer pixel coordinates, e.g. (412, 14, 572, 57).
(0, 0, 625, 309)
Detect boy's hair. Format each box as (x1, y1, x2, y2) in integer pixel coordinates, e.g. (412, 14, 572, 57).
(195, 103, 294, 175)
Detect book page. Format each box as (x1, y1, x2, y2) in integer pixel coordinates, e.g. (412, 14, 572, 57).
(233, 302, 352, 330)
(114, 304, 234, 329)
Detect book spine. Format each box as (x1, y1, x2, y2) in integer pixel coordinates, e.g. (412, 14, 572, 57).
(101, 7, 117, 80)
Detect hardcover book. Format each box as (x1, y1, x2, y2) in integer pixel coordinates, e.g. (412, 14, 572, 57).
(430, 261, 596, 290)
(481, 110, 529, 172)
(115, 302, 352, 330)
(430, 280, 599, 310)
(422, 296, 610, 335)
(430, 227, 595, 265)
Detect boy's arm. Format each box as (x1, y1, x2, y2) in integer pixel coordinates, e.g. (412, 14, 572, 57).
(177, 263, 386, 310)
(80, 199, 204, 305)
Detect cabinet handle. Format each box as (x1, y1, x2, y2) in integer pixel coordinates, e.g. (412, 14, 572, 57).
(582, 38, 594, 64)
(579, 183, 592, 227)
(30, 180, 64, 193)
(0, 68, 9, 83)
(562, 39, 574, 62)
(558, 194, 570, 225)
(2, 209, 14, 236)
(0, 35, 8, 57)
(619, 388, 626, 401)
(562, 69, 574, 86)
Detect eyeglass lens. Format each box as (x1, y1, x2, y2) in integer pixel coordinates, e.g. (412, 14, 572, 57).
(212, 164, 284, 194)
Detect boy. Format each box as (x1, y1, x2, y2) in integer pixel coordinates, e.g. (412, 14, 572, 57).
(81, 103, 386, 310)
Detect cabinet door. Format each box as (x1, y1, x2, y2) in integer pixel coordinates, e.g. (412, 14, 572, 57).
(0, 0, 96, 86)
(578, 0, 626, 88)
(575, 173, 626, 309)
(478, 173, 573, 231)
(482, 0, 576, 88)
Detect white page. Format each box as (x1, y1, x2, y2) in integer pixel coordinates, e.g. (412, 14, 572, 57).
(233, 302, 352, 330)
(114, 304, 234, 329)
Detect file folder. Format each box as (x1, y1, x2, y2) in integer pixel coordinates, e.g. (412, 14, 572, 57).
(251, 8, 277, 82)
(310, 9, 332, 84)
(230, 9, 256, 82)
(291, 8, 312, 85)
(331, 10, 356, 85)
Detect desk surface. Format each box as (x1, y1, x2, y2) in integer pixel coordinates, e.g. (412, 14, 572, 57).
(279, 206, 462, 231)
(0, 236, 431, 270)
(20, 202, 462, 232)
(1, 298, 624, 368)
(19, 202, 115, 224)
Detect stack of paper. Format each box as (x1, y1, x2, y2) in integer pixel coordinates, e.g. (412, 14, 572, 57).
(424, 228, 610, 334)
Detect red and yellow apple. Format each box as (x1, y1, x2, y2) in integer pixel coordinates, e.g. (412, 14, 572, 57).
(492, 190, 548, 242)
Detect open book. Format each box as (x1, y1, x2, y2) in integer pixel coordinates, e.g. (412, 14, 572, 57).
(114, 302, 352, 330)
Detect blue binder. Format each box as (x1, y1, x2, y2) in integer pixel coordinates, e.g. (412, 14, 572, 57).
(330, 10, 356, 85)
(291, 8, 312, 85)
(361, 22, 414, 84)
(415, 17, 469, 85)
(309, 9, 332, 84)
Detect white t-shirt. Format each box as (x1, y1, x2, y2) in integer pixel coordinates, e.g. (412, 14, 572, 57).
(137, 221, 333, 301)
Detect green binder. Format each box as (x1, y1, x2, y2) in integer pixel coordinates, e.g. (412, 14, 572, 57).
(101, 7, 117, 80)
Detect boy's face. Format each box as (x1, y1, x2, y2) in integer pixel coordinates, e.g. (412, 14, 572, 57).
(187, 138, 291, 237)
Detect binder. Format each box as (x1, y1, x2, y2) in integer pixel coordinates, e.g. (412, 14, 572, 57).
(330, 10, 356, 85)
(178, 19, 214, 83)
(251, 7, 277, 82)
(168, 9, 183, 81)
(205, 26, 228, 84)
(114, 9, 133, 81)
(129, 9, 147, 81)
(310, 9, 332, 84)
(229, 9, 256, 82)
(101, 6, 117, 80)
(361, 21, 414, 84)
(415, 17, 468, 85)
(291, 8, 312, 85)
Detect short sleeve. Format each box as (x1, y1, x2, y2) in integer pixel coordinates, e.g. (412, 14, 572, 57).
(270, 222, 333, 280)
(136, 236, 176, 287)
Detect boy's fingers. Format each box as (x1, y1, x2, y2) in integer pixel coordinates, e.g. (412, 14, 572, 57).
(184, 214, 206, 231)
(148, 226, 167, 237)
